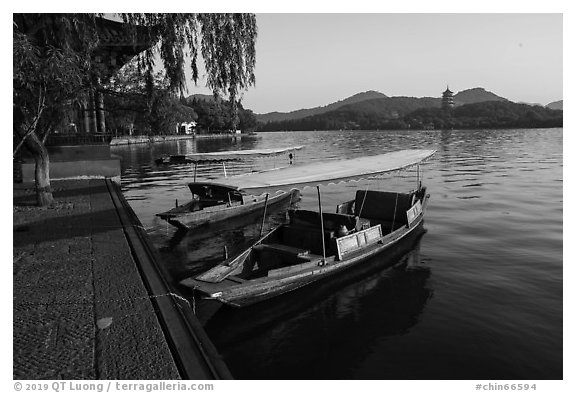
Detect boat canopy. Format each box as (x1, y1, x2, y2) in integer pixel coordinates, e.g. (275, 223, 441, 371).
(211, 149, 436, 194)
(161, 146, 304, 164)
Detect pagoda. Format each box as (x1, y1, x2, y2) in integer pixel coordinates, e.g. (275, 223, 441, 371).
(441, 86, 455, 110)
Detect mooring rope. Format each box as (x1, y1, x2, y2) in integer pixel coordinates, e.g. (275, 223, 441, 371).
(14, 292, 191, 308)
(14, 224, 148, 232)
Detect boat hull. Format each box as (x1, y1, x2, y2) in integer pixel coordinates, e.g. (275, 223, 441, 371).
(182, 194, 430, 307)
(217, 219, 424, 307)
(161, 189, 300, 231)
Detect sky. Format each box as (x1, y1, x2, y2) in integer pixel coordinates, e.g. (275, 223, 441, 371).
(188, 13, 563, 114)
(5, 9, 564, 114)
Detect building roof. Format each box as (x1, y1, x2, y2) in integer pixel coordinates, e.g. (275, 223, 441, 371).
(92, 17, 159, 80)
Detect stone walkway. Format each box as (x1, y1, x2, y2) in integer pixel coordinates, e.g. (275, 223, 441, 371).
(13, 180, 184, 379)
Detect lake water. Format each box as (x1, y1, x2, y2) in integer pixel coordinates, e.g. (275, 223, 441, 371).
(113, 129, 563, 380)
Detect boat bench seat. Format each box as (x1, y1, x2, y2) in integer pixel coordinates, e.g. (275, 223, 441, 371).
(289, 210, 361, 231)
(254, 243, 312, 268)
(354, 190, 412, 225)
(253, 243, 310, 257)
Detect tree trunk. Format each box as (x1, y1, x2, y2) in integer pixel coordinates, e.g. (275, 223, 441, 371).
(21, 129, 54, 206)
(95, 82, 106, 134)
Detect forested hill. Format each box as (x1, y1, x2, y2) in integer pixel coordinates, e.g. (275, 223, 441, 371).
(546, 100, 563, 110)
(453, 87, 508, 105)
(406, 101, 562, 130)
(255, 90, 387, 123)
(257, 100, 562, 131)
(326, 96, 441, 118)
(257, 95, 440, 131)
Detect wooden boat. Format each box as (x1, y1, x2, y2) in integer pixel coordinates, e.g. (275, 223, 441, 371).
(201, 233, 429, 346)
(155, 146, 302, 166)
(156, 146, 303, 231)
(157, 183, 300, 231)
(180, 149, 436, 307)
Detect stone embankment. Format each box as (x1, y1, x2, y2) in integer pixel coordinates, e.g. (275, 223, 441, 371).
(13, 179, 231, 379)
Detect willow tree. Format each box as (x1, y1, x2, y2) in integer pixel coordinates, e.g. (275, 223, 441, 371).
(13, 14, 98, 206)
(13, 13, 257, 206)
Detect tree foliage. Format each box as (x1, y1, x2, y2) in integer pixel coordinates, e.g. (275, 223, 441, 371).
(183, 97, 257, 133)
(103, 60, 197, 135)
(13, 13, 258, 206)
(103, 61, 258, 135)
(119, 14, 257, 100)
(13, 17, 95, 206)
(119, 13, 257, 130)
(13, 28, 90, 150)
(407, 102, 563, 130)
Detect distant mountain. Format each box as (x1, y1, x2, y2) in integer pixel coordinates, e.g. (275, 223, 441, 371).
(257, 87, 509, 124)
(328, 96, 441, 119)
(257, 96, 442, 132)
(257, 99, 563, 132)
(254, 87, 562, 133)
(453, 88, 508, 106)
(546, 100, 563, 110)
(255, 90, 388, 123)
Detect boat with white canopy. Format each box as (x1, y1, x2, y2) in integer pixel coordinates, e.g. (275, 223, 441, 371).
(180, 149, 436, 307)
(155, 146, 304, 166)
(156, 146, 303, 231)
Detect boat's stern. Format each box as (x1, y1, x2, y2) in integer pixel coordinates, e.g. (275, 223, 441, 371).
(180, 275, 249, 307)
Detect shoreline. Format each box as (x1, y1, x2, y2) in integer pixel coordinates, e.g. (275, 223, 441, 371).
(110, 133, 258, 146)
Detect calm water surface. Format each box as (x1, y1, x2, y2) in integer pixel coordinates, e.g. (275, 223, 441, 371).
(113, 129, 562, 379)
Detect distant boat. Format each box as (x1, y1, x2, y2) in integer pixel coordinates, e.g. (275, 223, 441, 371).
(155, 146, 301, 166)
(156, 146, 303, 231)
(180, 149, 436, 307)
